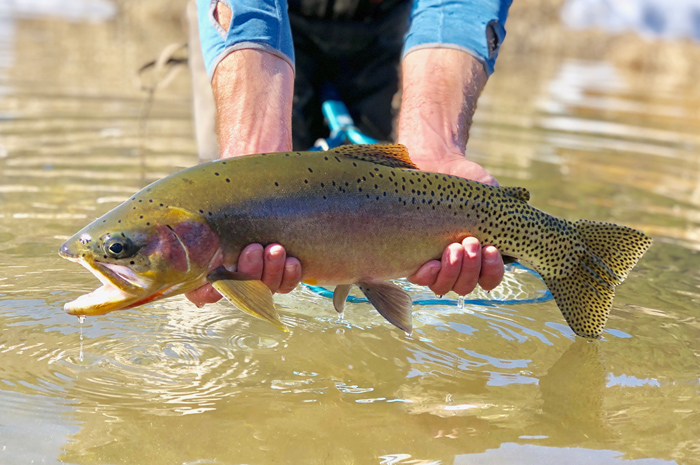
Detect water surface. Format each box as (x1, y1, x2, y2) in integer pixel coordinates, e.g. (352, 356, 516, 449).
(0, 2, 699, 464)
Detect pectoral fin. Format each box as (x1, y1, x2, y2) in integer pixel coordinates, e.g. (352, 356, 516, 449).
(207, 268, 288, 332)
(333, 284, 352, 316)
(357, 280, 413, 335)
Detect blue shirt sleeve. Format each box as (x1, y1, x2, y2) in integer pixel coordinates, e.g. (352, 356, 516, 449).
(197, 0, 295, 78)
(403, 0, 513, 75)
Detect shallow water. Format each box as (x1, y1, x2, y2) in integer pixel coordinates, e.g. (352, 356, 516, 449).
(1, 3, 699, 465)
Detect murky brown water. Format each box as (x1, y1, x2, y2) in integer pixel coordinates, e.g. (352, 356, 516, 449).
(1, 1, 699, 464)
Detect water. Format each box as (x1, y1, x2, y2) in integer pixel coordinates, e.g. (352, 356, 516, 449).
(1, 2, 699, 465)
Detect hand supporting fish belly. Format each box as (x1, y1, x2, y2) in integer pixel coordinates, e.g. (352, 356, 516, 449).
(59, 144, 652, 338)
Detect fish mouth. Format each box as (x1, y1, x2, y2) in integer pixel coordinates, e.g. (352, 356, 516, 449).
(61, 256, 156, 316)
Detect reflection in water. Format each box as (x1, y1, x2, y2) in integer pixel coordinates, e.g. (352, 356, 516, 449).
(539, 340, 609, 442)
(1, 1, 700, 464)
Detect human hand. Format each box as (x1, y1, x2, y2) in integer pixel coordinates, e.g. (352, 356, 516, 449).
(407, 154, 505, 296)
(185, 243, 302, 306)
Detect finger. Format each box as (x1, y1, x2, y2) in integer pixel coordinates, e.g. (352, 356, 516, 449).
(261, 244, 286, 293)
(407, 260, 441, 287)
(278, 257, 302, 294)
(479, 246, 504, 291)
(452, 237, 482, 295)
(429, 243, 464, 296)
(185, 284, 222, 307)
(237, 243, 264, 280)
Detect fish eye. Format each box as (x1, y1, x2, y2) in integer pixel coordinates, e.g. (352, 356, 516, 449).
(104, 236, 136, 259)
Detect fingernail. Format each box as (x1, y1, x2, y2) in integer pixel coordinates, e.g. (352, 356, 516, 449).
(483, 246, 499, 263)
(429, 264, 440, 276)
(268, 245, 284, 261)
(245, 248, 263, 264)
(285, 262, 297, 274)
(449, 248, 461, 265)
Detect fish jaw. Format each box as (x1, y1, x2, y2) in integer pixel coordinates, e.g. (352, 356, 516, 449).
(61, 255, 159, 316)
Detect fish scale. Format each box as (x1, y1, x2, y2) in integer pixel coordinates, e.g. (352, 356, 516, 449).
(59, 144, 652, 338)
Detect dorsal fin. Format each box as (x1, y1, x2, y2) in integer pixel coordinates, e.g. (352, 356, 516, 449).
(332, 144, 418, 169)
(500, 186, 531, 202)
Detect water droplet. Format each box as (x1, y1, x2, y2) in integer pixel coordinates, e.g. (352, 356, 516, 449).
(457, 295, 465, 310)
(78, 317, 84, 362)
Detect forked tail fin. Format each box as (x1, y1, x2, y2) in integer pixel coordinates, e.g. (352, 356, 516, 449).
(540, 220, 653, 338)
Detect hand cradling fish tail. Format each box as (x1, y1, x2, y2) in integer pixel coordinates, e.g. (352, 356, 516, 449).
(59, 144, 652, 338)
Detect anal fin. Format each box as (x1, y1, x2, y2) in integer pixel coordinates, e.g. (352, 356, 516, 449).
(357, 280, 413, 335)
(333, 284, 352, 316)
(207, 267, 288, 332)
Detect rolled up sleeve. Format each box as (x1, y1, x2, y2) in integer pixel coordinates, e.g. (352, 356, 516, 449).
(197, 0, 295, 79)
(403, 0, 512, 75)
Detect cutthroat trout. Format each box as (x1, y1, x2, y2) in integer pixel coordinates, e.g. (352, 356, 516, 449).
(59, 145, 652, 338)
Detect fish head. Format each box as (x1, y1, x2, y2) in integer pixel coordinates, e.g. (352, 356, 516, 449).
(59, 204, 221, 316)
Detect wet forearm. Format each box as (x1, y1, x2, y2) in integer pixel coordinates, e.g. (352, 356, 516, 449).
(211, 49, 294, 158)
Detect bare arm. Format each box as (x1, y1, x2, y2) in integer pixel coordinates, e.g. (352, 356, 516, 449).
(398, 48, 504, 294)
(212, 49, 294, 157)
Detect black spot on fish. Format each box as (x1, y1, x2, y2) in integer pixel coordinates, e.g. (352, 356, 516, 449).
(199, 209, 204, 214)
(275, 182, 279, 187)
(130, 261, 135, 265)
(304, 180, 309, 184)
(226, 178, 231, 183)
(146, 222, 150, 226)
(160, 203, 164, 207)
(118, 220, 121, 223)
(308, 167, 313, 173)
(139, 215, 143, 219)
(215, 172, 219, 176)
(139, 200, 142, 203)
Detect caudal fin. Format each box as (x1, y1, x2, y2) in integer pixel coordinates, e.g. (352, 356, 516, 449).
(540, 220, 652, 338)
